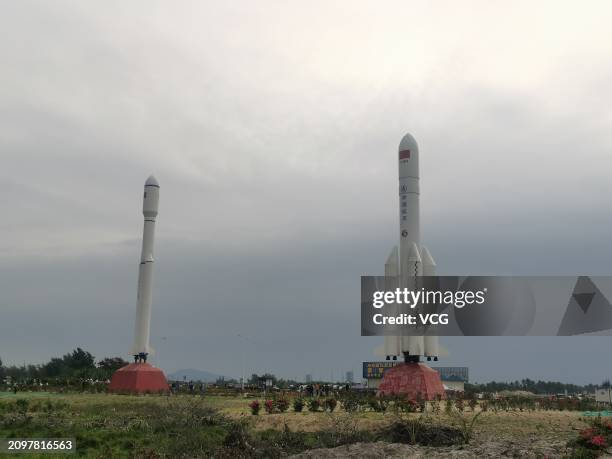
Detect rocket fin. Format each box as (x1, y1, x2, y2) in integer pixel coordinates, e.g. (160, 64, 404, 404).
(384, 246, 400, 358)
(421, 246, 436, 274)
(385, 246, 399, 276)
(421, 246, 439, 358)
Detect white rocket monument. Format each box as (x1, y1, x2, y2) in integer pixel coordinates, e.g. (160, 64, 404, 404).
(131, 175, 160, 362)
(384, 133, 439, 362)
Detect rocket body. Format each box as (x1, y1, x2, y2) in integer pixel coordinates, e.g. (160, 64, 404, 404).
(131, 175, 160, 357)
(398, 133, 420, 272)
(398, 134, 423, 358)
(384, 134, 439, 361)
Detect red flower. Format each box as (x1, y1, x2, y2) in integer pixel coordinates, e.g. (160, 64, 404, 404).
(590, 435, 606, 447)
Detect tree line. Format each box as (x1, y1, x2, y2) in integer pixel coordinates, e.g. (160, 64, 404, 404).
(0, 348, 127, 383)
(465, 378, 602, 395)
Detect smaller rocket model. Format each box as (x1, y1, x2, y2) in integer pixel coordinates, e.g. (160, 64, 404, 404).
(384, 133, 439, 363)
(131, 175, 160, 362)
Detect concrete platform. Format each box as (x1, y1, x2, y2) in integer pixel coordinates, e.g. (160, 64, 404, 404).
(377, 362, 445, 400)
(108, 363, 169, 394)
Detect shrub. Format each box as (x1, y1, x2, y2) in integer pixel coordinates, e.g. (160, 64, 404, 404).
(392, 396, 418, 413)
(444, 398, 453, 415)
(325, 398, 337, 412)
(468, 398, 478, 412)
(15, 399, 29, 414)
(416, 393, 426, 413)
(264, 399, 275, 414)
(452, 410, 483, 444)
(249, 400, 260, 415)
(223, 420, 253, 451)
(276, 398, 289, 413)
(325, 412, 366, 446)
(307, 399, 321, 412)
(368, 397, 389, 413)
(293, 398, 304, 412)
(454, 397, 464, 413)
(341, 397, 359, 413)
(568, 417, 612, 457)
(383, 418, 464, 446)
(430, 395, 441, 415)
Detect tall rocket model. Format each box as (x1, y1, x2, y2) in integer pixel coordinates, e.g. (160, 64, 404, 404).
(108, 175, 168, 393)
(131, 175, 160, 362)
(384, 133, 439, 363)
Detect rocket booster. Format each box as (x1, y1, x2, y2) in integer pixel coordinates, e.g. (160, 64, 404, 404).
(384, 134, 439, 362)
(131, 175, 160, 357)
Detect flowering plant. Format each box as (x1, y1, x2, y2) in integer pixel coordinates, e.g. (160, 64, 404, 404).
(590, 435, 607, 448)
(264, 399, 275, 414)
(276, 398, 290, 413)
(249, 400, 260, 415)
(571, 419, 611, 456)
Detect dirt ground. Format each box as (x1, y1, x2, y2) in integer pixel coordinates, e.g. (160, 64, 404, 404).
(289, 440, 570, 458)
(218, 397, 590, 458)
(281, 410, 587, 458)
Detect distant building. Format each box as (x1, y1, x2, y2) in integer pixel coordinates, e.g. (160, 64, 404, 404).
(434, 367, 468, 392)
(362, 362, 468, 391)
(305, 374, 312, 383)
(345, 371, 354, 383)
(595, 387, 612, 404)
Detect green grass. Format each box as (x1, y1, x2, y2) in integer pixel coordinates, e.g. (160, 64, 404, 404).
(0, 392, 59, 399)
(0, 394, 235, 458)
(0, 393, 588, 458)
(0, 393, 443, 457)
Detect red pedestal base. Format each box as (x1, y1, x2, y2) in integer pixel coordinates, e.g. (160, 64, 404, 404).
(108, 363, 169, 394)
(377, 363, 445, 400)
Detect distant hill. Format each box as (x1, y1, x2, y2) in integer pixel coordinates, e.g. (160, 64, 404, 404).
(167, 369, 225, 382)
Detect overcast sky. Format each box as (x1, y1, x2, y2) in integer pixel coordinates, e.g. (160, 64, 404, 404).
(2, 1, 612, 384)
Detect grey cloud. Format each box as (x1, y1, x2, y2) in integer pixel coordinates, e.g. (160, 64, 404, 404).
(1, 1, 612, 383)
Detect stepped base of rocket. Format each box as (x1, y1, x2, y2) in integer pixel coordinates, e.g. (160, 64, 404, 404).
(108, 363, 169, 394)
(377, 363, 445, 400)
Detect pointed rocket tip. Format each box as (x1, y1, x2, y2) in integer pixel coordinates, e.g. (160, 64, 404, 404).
(399, 132, 419, 153)
(407, 242, 422, 262)
(145, 175, 159, 187)
(421, 246, 436, 266)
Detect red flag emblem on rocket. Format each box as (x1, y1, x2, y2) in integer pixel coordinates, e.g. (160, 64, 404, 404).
(399, 150, 410, 160)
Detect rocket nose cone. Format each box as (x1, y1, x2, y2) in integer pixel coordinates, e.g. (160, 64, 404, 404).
(399, 133, 419, 154)
(145, 175, 159, 187)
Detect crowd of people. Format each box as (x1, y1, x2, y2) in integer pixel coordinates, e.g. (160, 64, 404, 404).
(1, 377, 110, 393)
(299, 383, 351, 397)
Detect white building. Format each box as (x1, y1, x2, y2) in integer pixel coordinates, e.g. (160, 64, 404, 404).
(595, 387, 612, 404)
